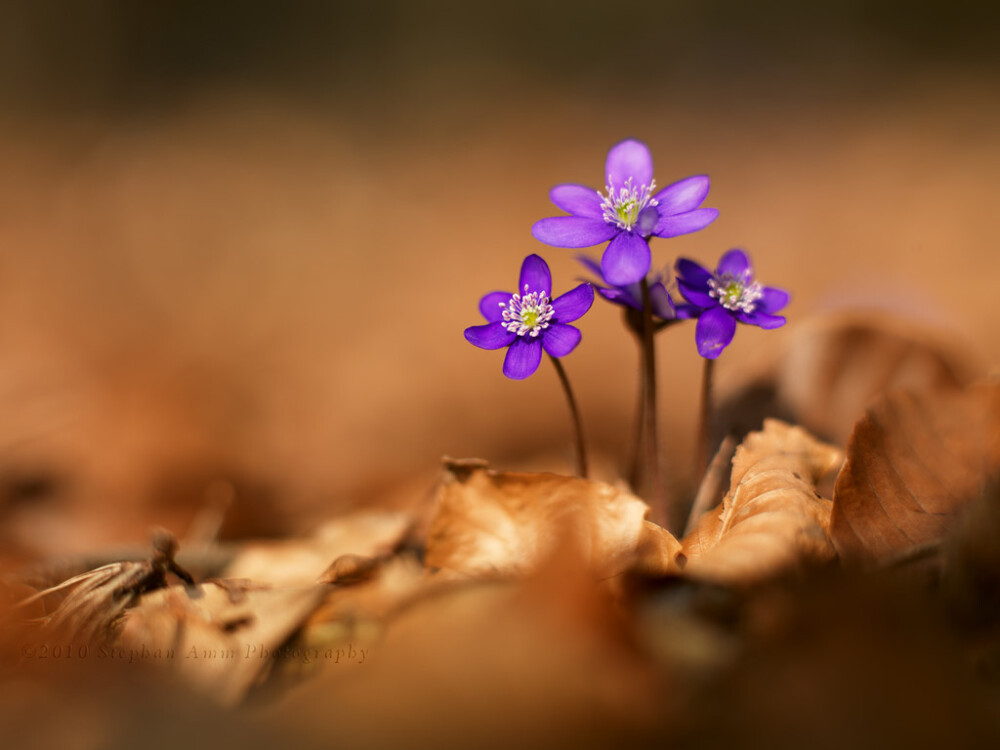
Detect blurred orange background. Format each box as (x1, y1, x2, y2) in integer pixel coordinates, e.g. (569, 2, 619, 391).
(0, 1, 997, 559)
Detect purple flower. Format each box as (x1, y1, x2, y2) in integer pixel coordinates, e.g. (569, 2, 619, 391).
(464, 254, 595, 380)
(576, 255, 693, 322)
(674, 248, 790, 360)
(531, 139, 719, 287)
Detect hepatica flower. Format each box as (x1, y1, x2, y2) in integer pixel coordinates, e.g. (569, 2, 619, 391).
(465, 254, 594, 380)
(532, 139, 718, 286)
(675, 248, 790, 359)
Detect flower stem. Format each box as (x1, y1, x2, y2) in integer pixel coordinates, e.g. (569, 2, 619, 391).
(548, 354, 588, 479)
(638, 279, 667, 525)
(627, 329, 645, 490)
(695, 357, 716, 484)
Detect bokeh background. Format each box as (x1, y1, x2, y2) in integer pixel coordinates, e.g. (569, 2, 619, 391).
(0, 0, 998, 560)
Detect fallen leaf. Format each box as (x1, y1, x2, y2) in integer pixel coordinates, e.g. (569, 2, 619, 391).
(830, 381, 1000, 563)
(424, 459, 678, 579)
(223, 510, 413, 586)
(715, 311, 977, 448)
(267, 540, 666, 750)
(119, 580, 327, 706)
(682, 420, 843, 584)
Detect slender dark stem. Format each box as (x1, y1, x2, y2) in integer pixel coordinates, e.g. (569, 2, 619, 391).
(695, 357, 716, 484)
(638, 279, 666, 525)
(626, 316, 645, 490)
(549, 355, 588, 479)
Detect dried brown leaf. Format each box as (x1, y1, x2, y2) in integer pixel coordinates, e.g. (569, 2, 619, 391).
(716, 311, 977, 448)
(830, 381, 1000, 562)
(424, 460, 678, 579)
(223, 510, 413, 586)
(269, 543, 664, 750)
(119, 581, 327, 706)
(682, 420, 843, 584)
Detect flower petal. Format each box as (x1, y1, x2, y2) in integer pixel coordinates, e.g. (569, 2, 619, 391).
(519, 254, 552, 296)
(551, 282, 594, 323)
(649, 282, 678, 320)
(550, 184, 603, 219)
(674, 257, 713, 286)
(601, 231, 651, 286)
(532, 217, 618, 248)
(478, 291, 512, 322)
(674, 302, 700, 320)
(503, 336, 543, 380)
(695, 306, 737, 359)
(464, 322, 516, 350)
(597, 286, 640, 310)
(653, 175, 710, 215)
(738, 311, 787, 329)
(654, 208, 719, 238)
(605, 139, 653, 189)
(716, 248, 752, 278)
(758, 286, 790, 314)
(541, 323, 582, 357)
(676, 280, 716, 309)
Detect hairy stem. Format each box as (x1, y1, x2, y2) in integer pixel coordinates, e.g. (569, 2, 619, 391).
(549, 355, 588, 479)
(695, 357, 716, 484)
(639, 279, 667, 525)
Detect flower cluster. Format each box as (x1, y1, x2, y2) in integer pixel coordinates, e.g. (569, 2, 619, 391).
(466, 138, 789, 374)
(460, 136, 791, 501)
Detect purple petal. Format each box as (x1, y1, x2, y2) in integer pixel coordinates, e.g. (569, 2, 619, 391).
(654, 208, 719, 238)
(597, 286, 640, 310)
(653, 175, 710, 215)
(503, 336, 543, 380)
(532, 217, 618, 249)
(601, 231, 651, 286)
(649, 282, 677, 320)
(695, 307, 737, 359)
(677, 280, 716, 308)
(576, 254, 606, 283)
(541, 323, 582, 357)
(478, 291, 512, 322)
(519, 254, 551, 296)
(738, 311, 787, 329)
(674, 302, 700, 320)
(605, 139, 653, 189)
(550, 184, 603, 219)
(758, 286, 790, 314)
(716, 248, 752, 278)
(465, 322, 516, 350)
(674, 257, 713, 286)
(551, 282, 594, 323)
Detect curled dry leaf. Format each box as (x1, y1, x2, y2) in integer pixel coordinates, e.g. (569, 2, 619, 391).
(223, 510, 413, 587)
(682, 420, 843, 584)
(119, 581, 328, 706)
(716, 311, 977, 448)
(425, 459, 680, 579)
(830, 381, 1000, 563)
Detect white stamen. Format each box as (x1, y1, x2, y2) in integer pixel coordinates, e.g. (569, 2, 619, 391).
(500, 287, 555, 337)
(708, 272, 763, 314)
(599, 176, 658, 232)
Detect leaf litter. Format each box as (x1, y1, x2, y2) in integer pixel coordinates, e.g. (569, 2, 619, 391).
(3, 335, 1000, 748)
